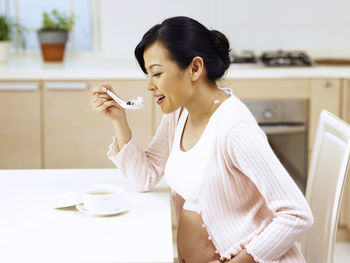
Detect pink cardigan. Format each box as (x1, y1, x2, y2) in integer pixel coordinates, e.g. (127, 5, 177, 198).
(108, 94, 314, 263)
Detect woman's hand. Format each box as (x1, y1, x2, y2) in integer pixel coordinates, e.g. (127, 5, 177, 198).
(90, 84, 126, 121)
(208, 249, 257, 263)
(90, 83, 132, 150)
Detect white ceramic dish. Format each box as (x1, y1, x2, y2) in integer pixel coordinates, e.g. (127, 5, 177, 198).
(76, 202, 130, 216)
(53, 192, 83, 208)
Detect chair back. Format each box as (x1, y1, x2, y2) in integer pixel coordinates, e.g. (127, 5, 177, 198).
(302, 110, 350, 263)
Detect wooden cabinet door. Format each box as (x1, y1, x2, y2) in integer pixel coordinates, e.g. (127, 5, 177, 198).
(0, 82, 41, 168)
(43, 81, 115, 168)
(43, 80, 151, 168)
(309, 79, 341, 151)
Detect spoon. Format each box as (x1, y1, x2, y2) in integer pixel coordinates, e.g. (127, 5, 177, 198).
(106, 90, 144, 110)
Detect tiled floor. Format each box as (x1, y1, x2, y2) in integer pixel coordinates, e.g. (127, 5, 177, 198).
(334, 241, 350, 263)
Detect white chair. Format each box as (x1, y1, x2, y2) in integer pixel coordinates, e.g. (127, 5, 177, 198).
(301, 110, 350, 263)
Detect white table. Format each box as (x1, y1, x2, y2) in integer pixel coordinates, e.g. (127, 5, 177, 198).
(0, 169, 174, 263)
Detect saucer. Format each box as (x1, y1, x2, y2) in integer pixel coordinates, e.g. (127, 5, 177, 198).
(76, 203, 130, 216)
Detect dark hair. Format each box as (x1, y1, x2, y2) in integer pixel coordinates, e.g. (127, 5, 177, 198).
(134, 16, 231, 82)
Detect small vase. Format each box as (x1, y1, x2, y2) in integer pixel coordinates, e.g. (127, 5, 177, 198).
(0, 41, 10, 63)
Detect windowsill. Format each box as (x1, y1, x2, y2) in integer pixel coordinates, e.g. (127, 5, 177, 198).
(0, 51, 146, 80)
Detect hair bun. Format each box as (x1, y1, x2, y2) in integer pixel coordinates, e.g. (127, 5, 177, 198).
(211, 30, 231, 70)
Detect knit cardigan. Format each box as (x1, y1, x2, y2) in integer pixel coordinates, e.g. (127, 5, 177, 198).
(107, 94, 314, 263)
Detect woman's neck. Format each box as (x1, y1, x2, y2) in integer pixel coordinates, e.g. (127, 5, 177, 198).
(184, 81, 229, 127)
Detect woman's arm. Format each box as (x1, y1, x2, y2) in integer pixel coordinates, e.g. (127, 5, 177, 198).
(108, 112, 174, 191)
(91, 84, 175, 191)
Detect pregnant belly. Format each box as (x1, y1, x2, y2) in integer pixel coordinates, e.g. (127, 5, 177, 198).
(177, 210, 219, 263)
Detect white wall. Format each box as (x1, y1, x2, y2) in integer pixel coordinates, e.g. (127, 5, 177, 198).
(99, 0, 350, 62)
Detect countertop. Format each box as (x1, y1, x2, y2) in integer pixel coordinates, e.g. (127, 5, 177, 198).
(1, 53, 350, 80)
(0, 169, 174, 263)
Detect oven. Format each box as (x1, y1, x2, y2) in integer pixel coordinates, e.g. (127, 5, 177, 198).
(242, 99, 308, 194)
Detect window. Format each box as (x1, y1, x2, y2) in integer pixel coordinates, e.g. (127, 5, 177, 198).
(3, 0, 92, 52)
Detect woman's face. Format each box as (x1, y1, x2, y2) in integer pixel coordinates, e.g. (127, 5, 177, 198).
(143, 41, 193, 114)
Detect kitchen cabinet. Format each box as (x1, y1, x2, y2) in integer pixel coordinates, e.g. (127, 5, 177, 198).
(43, 81, 113, 168)
(0, 82, 41, 168)
(43, 80, 151, 168)
(309, 79, 341, 150)
(1, 76, 350, 241)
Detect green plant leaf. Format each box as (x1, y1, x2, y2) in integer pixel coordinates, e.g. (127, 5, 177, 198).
(0, 15, 27, 50)
(40, 9, 75, 31)
(0, 15, 10, 41)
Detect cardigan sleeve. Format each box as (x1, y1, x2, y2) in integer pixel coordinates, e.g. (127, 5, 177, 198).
(226, 120, 314, 263)
(107, 113, 173, 192)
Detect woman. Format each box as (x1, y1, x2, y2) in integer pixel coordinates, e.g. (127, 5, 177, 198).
(91, 16, 314, 263)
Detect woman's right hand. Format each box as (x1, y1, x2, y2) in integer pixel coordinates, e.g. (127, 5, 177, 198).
(90, 84, 126, 121)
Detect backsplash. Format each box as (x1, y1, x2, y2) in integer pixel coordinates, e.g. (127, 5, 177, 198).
(99, 0, 350, 59)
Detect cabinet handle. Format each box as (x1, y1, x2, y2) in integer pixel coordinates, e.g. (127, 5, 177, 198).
(324, 81, 332, 88)
(0, 82, 39, 91)
(44, 82, 88, 90)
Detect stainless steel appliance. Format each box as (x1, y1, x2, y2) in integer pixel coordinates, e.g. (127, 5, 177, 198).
(231, 50, 257, 64)
(260, 50, 313, 67)
(242, 99, 308, 193)
(231, 50, 313, 67)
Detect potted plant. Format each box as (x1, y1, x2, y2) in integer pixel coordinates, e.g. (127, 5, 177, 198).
(37, 9, 75, 62)
(0, 15, 26, 62)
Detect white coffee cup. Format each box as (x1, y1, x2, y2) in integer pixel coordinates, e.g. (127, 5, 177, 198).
(82, 184, 124, 213)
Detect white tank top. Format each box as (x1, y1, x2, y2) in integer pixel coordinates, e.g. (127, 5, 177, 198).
(164, 108, 214, 211)
(164, 88, 232, 211)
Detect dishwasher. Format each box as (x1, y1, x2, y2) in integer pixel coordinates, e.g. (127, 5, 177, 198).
(242, 99, 308, 194)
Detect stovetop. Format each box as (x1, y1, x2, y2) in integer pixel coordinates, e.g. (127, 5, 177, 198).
(231, 50, 313, 67)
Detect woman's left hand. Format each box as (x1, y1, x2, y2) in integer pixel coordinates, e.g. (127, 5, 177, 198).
(208, 249, 256, 263)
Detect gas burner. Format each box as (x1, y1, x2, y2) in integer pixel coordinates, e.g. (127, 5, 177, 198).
(260, 50, 313, 67)
(231, 50, 258, 64)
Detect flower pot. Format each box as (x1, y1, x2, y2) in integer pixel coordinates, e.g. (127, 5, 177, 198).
(0, 41, 10, 63)
(37, 30, 68, 62)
